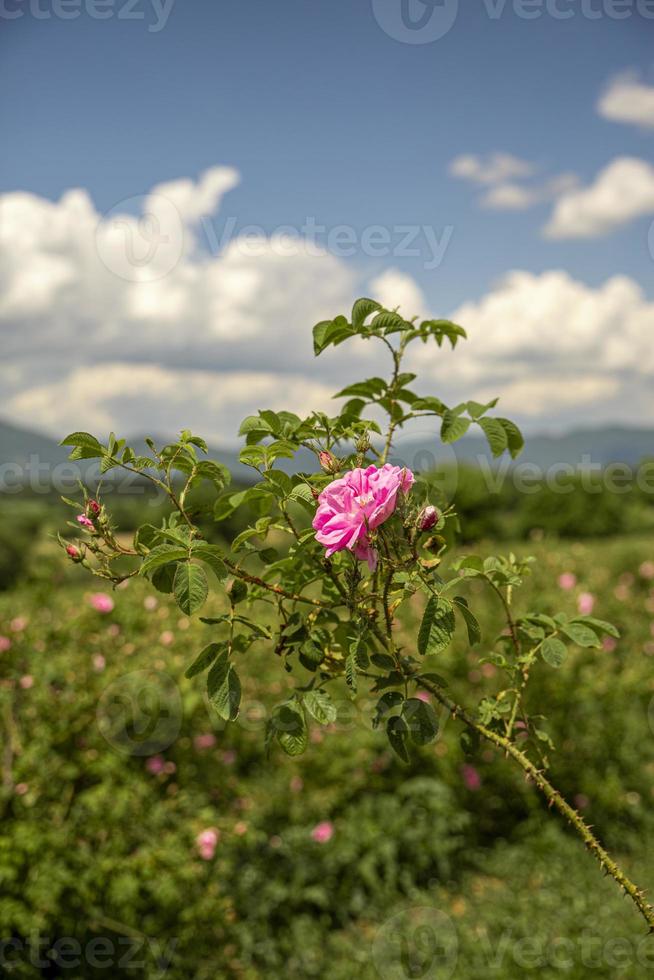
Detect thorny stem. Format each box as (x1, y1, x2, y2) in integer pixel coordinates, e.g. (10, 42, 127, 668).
(415, 673, 654, 933)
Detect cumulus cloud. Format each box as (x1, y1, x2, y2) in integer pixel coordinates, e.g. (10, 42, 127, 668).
(407, 269, 654, 429)
(543, 157, 654, 238)
(598, 72, 654, 129)
(480, 174, 579, 211)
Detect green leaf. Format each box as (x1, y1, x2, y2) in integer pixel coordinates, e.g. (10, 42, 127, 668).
(60, 431, 104, 451)
(578, 617, 619, 639)
(275, 702, 308, 756)
(193, 459, 231, 490)
(351, 297, 381, 329)
(372, 691, 403, 729)
(541, 636, 567, 668)
(370, 310, 409, 334)
(345, 652, 358, 694)
(441, 411, 471, 444)
(140, 544, 188, 576)
(191, 542, 227, 581)
(334, 377, 387, 399)
(417, 597, 455, 656)
(185, 642, 224, 679)
(478, 417, 509, 458)
(229, 580, 248, 605)
(151, 563, 177, 594)
(207, 654, 241, 721)
(454, 597, 481, 645)
(402, 698, 439, 746)
(386, 715, 410, 763)
(304, 690, 337, 726)
(497, 418, 524, 459)
(466, 398, 498, 420)
(561, 622, 601, 649)
(312, 315, 353, 355)
(173, 562, 208, 615)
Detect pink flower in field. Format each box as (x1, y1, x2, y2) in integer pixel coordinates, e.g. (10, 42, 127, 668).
(196, 828, 219, 860)
(194, 733, 217, 751)
(415, 690, 430, 703)
(10, 617, 27, 633)
(0, 636, 11, 653)
(160, 630, 174, 646)
(92, 654, 106, 672)
(312, 464, 414, 571)
(146, 755, 165, 775)
(311, 820, 334, 844)
(558, 572, 577, 591)
(76, 514, 94, 529)
(222, 749, 237, 765)
(602, 636, 617, 653)
(639, 561, 654, 581)
(233, 821, 248, 835)
(143, 596, 158, 611)
(577, 592, 595, 616)
(19, 675, 33, 689)
(461, 764, 481, 791)
(89, 593, 114, 614)
(15, 783, 28, 796)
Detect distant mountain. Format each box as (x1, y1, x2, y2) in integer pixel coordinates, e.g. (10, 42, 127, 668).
(1, 419, 653, 495)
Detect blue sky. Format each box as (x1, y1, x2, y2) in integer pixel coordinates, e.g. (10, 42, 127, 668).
(1, 0, 653, 440)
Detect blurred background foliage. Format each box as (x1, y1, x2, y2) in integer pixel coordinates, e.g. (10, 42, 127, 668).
(1, 467, 654, 977)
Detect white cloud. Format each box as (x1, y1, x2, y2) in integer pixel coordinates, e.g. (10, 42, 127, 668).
(543, 157, 654, 238)
(7, 364, 334, 446)
(480, 174, 579, 211)
(449, 153, 535, 185)
(598, 72, 654, 129)
(369, 269, 427, 318)
(407, 269, 654, 429)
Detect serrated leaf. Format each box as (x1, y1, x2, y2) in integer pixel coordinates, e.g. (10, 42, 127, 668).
(304, 690, 337, 725)
(497, 418, 524, 458)
(561, 622, 601, 648)
(386, 715, 410, 763)
(440, 411, 470, 444)
(60, 431, 104, 450)
(173, 562, 208, 615)
(541, 636, 567, 668)
(185, 642, 224, 679)
(579, 617, 619, 639)
(417, 597, 455, 656)
(454, 597, 481, 645)
(207, 654, 241, 720)
(140, 544, 188, 576)
(275, 702, 308, 756)
(351, 297, 381, 329)
(402, 698, 439, 746)
(191, 542, 227, 581)
(478, 417, 509, 458)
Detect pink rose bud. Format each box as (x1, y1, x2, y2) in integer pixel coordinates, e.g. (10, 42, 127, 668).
(577, 592, 595, 616)
(76, 514, 94, 529)
(66, 545, 80, 559)
(557, 572, 577, 591)
(417, 505, 439, 531)
(87, 499, 101, 517)
(318, 451, 337, 474)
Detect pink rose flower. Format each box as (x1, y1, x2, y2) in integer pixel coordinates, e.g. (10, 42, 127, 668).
(194, 733, 217, 751)
(312, 464, 414, 571)
(92, 654, 106, 672)
(415, 690, 430, 703)
(461, 764, 481, 791)
(76, 514, 94, 529)
(602, 636, 617, 652)
(639, 561, 654, 581)
(146, 754, 165, 775)
(19, 675, 33, 689)
(89, 593, 114, 614)
(558, 572, 577, 591)
(311, 820, 334, 844)
(577, 592, 595, 616)
(0, 636, 12, 653)
(417, 505, 438, 532)
(10, 617, 27, 632)
(196, 828, 219, 860)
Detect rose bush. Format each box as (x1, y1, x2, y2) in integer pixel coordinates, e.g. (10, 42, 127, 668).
(58, 297, 654, 931)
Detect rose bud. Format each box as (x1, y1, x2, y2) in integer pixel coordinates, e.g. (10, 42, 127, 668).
(66, 545, 80, 560)
(417, 505, 439, 532)
(87, 499, 101, 517)
(318, 451, 338, 474)
(76, 514, 94, 529)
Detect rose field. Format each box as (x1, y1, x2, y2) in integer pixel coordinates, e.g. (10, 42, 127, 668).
(1, 515, 654, 978)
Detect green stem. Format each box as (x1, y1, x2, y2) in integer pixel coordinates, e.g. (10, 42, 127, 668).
(415, 673, 654, 932)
